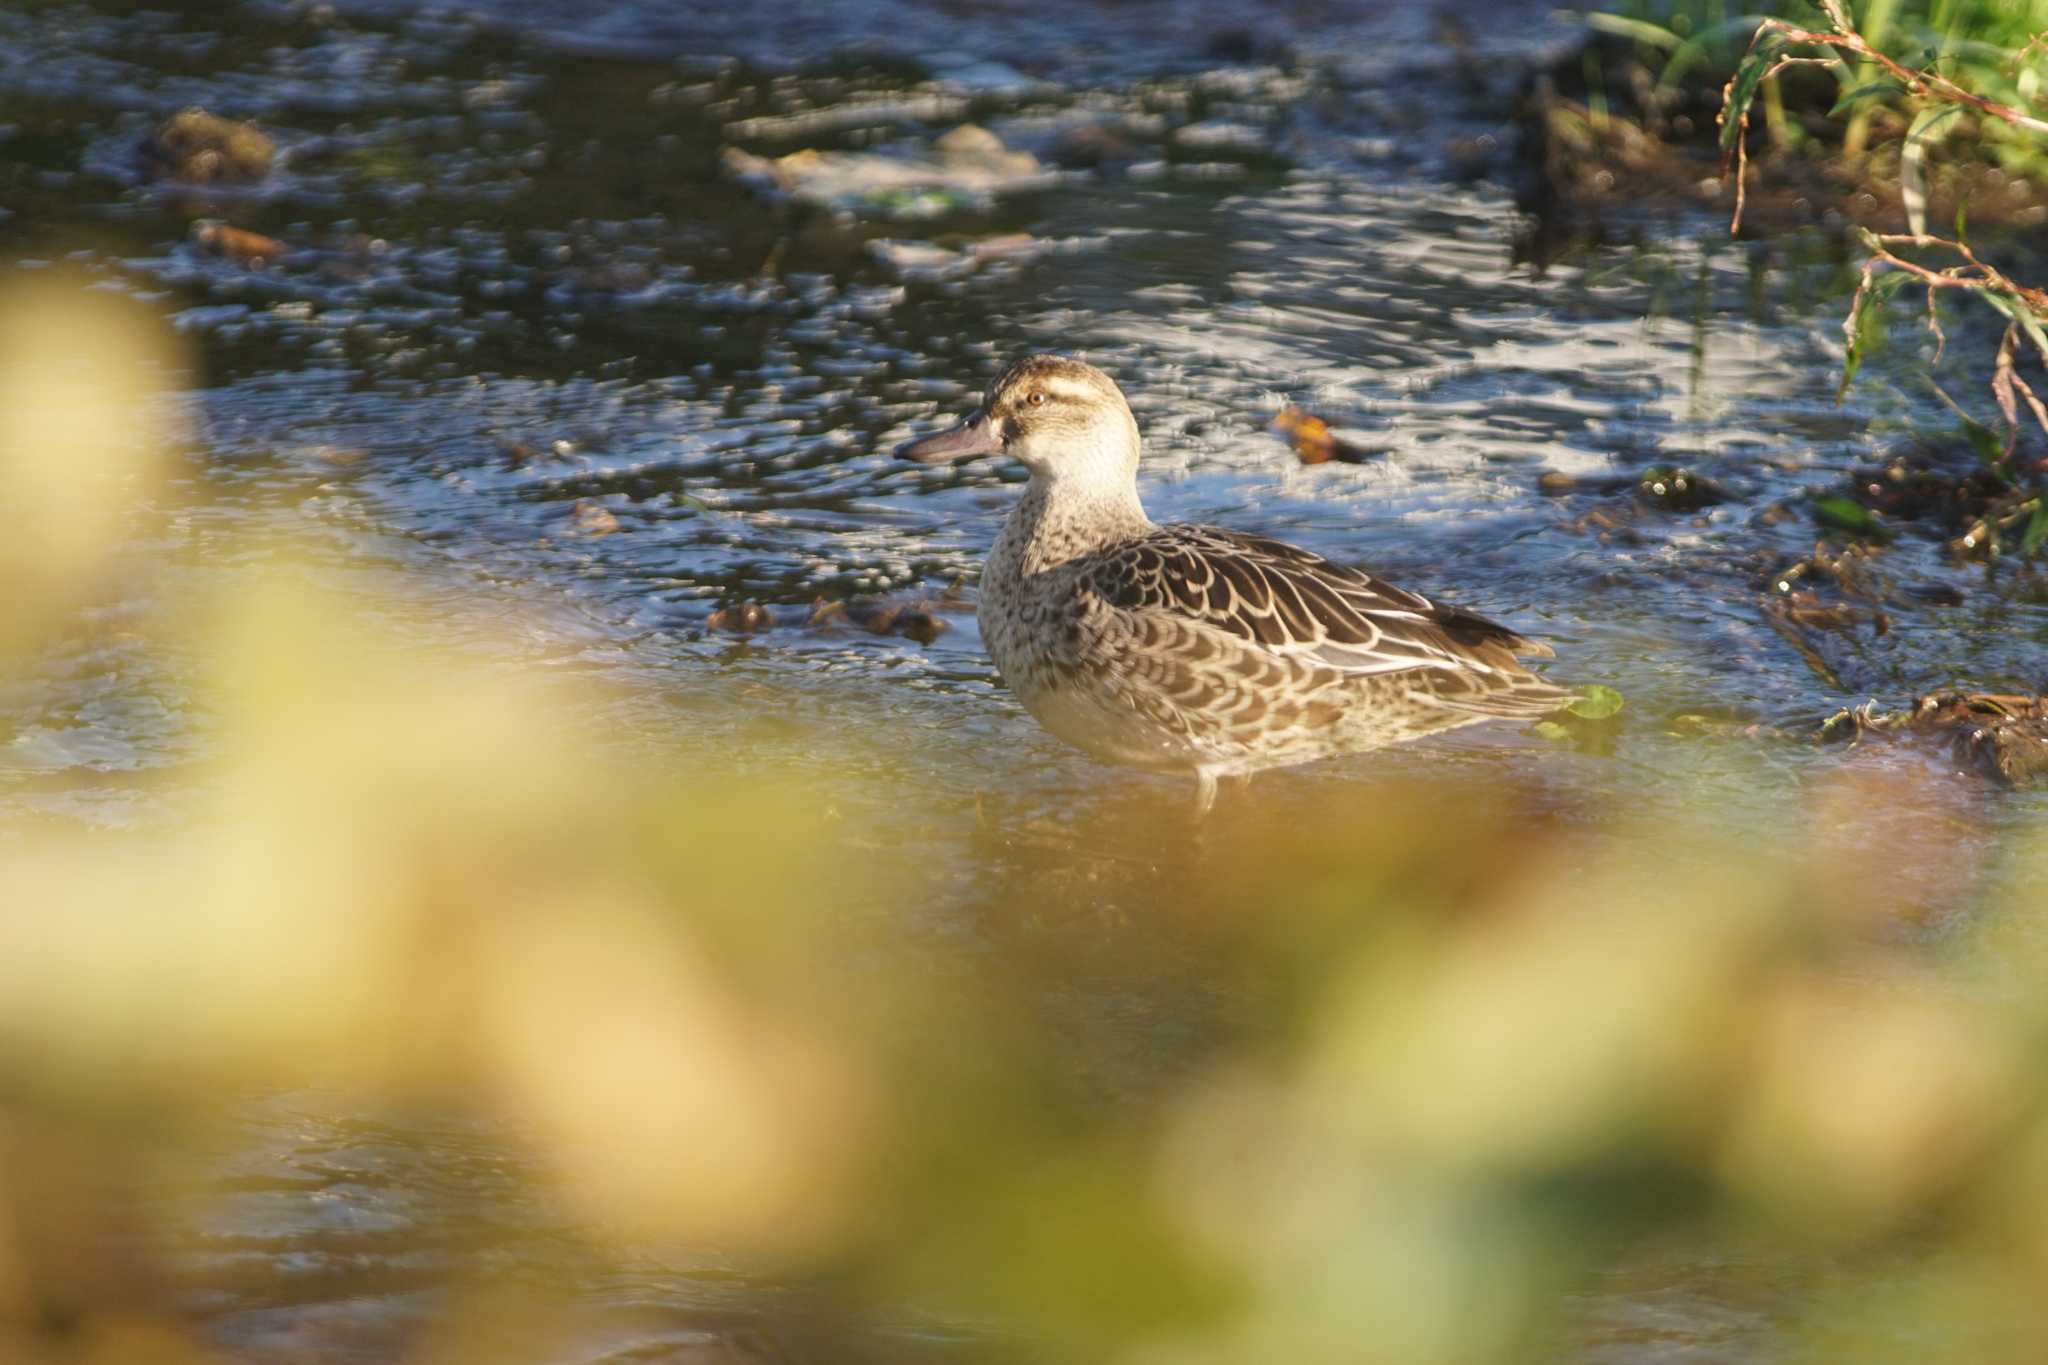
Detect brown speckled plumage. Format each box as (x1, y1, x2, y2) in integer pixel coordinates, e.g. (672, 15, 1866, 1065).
(898, 354, 1567, 812)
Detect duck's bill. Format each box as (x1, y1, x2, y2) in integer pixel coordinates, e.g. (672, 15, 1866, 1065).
(896, 410, 1001, 462)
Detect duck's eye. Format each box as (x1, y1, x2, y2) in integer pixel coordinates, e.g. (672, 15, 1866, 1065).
(1026, 391, 1047, 407)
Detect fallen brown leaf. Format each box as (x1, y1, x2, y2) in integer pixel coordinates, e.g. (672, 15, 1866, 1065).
(1271, 406, 1373, 465)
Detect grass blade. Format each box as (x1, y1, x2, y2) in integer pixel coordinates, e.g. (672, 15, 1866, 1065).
(1722, 29, 1791, 156)
(1658, 15, 1770, 90)
(1901, 104, 1963, 237)
(1585, 13, 1682, 49)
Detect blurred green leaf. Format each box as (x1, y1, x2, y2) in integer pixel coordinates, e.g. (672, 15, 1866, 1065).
(1829, 78, 1907, 116)
(1722, 30, 1791, 154)
(1813, 493, 1893, 538)
(1567, 685, 1626, 721)
(1587, 13, 1682, 49)
(1841, 269, 1910, 398)
(1531, 720, 1573, 742)
(1659, 15, 1770, 89)
(1929, 381, 2011, 466)
(1901, 104, 1963, 237)
(2023, 500, 2048, 557)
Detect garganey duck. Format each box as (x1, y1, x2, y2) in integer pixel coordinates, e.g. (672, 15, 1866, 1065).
(898, 354, 1567, 814)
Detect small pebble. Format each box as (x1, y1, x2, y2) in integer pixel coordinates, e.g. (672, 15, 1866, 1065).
(569, 500, 620, 535)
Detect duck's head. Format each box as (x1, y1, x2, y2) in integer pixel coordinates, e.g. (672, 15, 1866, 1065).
(896, 353, 1140, 487)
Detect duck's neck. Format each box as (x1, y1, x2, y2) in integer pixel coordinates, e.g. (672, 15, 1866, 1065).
(996, 474, 1152, 577)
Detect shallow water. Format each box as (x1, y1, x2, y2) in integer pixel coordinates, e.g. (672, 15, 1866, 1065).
(4, 1, 2047, 1360)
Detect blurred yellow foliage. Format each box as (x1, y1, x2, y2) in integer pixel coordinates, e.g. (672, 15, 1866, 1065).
(0, 280, 2045, 1364)
(0, 273, 183, 661)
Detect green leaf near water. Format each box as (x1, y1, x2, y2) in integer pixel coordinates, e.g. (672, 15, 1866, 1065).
(1961, 414, 2008, 466)
(2023, 501, 2048, 557)
(1813, 494, 1893, 538)
(1840, 268, 1910, 398)
(1566, 685, 1626, 721)
(1657, 15, 1770, 90)
(1721, 30, 1791, 154)
(1531, 720, 1573, 742)
(1928, 380, 2010, 466)
(1901, 104, 1964, 238)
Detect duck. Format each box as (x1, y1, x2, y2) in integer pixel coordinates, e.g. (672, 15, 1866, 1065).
(897, 354, 1567, 814)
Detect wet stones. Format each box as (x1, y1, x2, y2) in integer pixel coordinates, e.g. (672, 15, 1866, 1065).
(705, 598, 951, 645)
(1636, 467, 1728, 513)
(720, 123, 1053, 218)
(568, 499, 622, 536)
(708, 601, 774, 632)
(141, 109, 274, 185)
(806, 597, 948, 644)
(1535, 467, 1732, 514)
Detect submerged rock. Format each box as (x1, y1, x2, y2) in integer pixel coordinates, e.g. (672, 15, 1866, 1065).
(568, 499, 621, 536)
(867, 232, 1041, 282)
(807, 597, 949, 645)
(142, 108, 275, 185)
(1636, 467, 1728, 513)
(708, 601, 774, 633)
(721, 123, 1055, 218)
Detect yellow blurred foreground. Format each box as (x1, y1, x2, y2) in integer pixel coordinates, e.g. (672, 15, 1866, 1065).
(4, 277, 2048, 1364)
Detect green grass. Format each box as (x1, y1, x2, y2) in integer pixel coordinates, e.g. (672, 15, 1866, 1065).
(1592, 0, 2048, 176)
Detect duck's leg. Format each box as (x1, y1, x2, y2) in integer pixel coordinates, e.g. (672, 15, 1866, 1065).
(1191, 766, 1220, 818)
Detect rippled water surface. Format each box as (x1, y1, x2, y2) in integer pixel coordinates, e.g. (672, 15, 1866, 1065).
(5, 1, 2047, 1360)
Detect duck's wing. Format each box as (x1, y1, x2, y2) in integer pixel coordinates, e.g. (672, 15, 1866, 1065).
(1086, 524, 1566, 715)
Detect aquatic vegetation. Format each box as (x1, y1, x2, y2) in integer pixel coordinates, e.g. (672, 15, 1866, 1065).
(1549, 0, 2048, 242)
(1600, 0, 2048, 168)
(1718, 0, 2048, 557)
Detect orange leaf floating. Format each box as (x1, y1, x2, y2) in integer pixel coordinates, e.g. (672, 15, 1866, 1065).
(1271, 406, 1374, 465)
